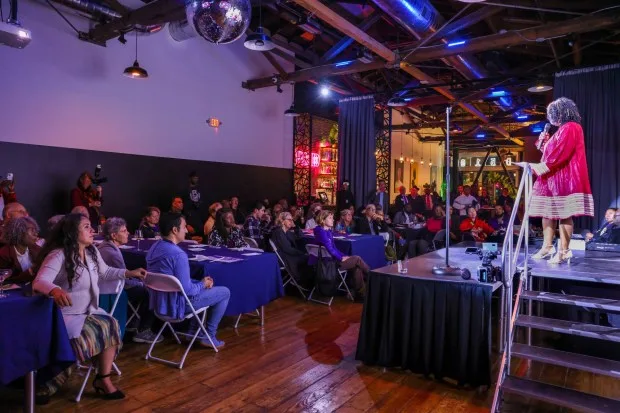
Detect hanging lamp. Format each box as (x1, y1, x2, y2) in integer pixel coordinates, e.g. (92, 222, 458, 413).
(123, 30, 148, 79)
(244, 0, 275, 51)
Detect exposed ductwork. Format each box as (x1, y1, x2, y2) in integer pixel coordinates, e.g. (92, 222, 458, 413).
(370, 0, 512, 109)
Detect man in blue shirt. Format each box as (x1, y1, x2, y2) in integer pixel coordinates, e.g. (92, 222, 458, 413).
(146, 212, 230, 349)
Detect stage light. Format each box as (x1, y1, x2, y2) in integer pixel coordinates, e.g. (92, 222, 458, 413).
(320, 86, 330, 97)
(447, 40, 466, 47)
(528, 81, 553, 93)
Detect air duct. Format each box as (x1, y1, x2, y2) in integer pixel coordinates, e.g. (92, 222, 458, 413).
(371, 0, 512, 109)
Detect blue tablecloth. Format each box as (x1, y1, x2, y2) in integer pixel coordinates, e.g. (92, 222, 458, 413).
(120, 239, 284, 316)
(299, 234, 387, 270)
(0, 289, 75, 385)
(99, 291, 128, 338)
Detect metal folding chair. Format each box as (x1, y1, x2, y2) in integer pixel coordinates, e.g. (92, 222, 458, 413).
(243, 237, 260, 249)
(144, 272, 218, 369)
(75, 279, 124, 402)
(432, 229, 447, 251)
(269, 239, 307, 299)
(305, 244, 353, 306)
(126, 299, 141, 329)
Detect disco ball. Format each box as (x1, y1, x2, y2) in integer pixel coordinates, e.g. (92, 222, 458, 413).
(186, 0, 252, 44)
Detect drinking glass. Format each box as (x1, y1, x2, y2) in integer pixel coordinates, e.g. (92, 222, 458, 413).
(0, 269, 11, 298)
(397, 260, 408, 274)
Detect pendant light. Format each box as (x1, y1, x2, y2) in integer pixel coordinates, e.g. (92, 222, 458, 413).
(429, 145, 433, 166)
(420, 143, 424, 165)
(284, 103, 300, 117)
(244, 0, 274, 51)
(410, 134, 414, 163)
(123, 30, 148, 79)
(399, 132, 404, 162)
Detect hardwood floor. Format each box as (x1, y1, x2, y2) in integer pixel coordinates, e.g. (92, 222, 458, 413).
(2, 294, 619, 412)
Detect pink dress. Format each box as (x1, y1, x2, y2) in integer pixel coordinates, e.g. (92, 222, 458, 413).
(530, 122, 594, 219)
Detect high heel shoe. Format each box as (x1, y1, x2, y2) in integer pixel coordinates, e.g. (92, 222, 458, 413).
(532, 245, 556, 259)
(93, 374, 125, 400)
(549, 250, 573, 265)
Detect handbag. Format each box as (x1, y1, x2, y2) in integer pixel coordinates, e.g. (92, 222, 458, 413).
(315, 247, 340, 297)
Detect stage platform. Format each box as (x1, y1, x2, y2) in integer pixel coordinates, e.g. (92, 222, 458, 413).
(521, 250, 620, 285)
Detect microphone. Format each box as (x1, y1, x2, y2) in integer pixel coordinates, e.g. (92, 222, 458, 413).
(543, 123, 551, 134)
(537, 123, 552, 150)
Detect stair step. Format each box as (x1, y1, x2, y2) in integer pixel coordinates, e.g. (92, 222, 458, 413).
(521, 291, 620, 312)
(502, 376, 620, 413)
(511, 343, 620, 378)
(515, 315, 620, 343)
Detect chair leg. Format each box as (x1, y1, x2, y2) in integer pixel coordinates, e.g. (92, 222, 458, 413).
(167, 323, 181, 344)
(338, 271, 354, 301)
(146, 322, 168, 361)
(234, 314, 242, 329)
(307, 287, 333, 306)
(75, 365, 93, 402)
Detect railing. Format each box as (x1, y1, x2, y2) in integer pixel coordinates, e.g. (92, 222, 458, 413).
(491, 163, 534, 412)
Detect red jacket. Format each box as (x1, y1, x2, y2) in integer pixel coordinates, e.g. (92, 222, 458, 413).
(0, 244, 41, 283)
(460, 218, 495, 241)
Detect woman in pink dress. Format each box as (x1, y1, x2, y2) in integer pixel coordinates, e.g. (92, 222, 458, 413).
(530, 97, 594, 264)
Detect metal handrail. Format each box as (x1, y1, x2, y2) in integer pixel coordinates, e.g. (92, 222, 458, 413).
(491, 163, 533, 413)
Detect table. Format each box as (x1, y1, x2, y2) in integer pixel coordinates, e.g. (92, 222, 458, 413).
(298, 233, 387, 270)
(0, 288, 75, 412)
(355, 246, 503, 387)
(119, 239, 284, 317)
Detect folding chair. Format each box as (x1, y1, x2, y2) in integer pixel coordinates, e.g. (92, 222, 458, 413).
(305, 244, 353, 306)
(75, 279, 124, 402)
(269, 239, 307, 299)
(126, 299, 141, 329)
(144, 272, 218, 369)
(431, 230, 447, 251)
(243, 237, 260, 249)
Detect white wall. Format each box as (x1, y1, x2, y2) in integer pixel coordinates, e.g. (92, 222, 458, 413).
(0, 0, 294, 169)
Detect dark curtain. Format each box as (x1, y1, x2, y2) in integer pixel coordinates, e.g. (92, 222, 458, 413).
(554, 64, 620, 229)
(338, 96, 376, 209)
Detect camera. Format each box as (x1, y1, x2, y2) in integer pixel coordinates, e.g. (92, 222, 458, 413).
(466, 243, 502, 283)
(92, 164, 108, 185)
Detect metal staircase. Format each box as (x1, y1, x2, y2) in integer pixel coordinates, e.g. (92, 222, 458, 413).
(491, 163, 620, 413)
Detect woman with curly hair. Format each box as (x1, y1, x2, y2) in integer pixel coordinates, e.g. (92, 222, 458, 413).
(33, 213, 146, 401)
(529, 97, 594, 264)
(208, 208, 247, 248)
(0, 216, 41, 283)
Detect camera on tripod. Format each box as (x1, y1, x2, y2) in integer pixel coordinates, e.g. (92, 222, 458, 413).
(92, 164, 108, 185)
(465, 243, 502, 283)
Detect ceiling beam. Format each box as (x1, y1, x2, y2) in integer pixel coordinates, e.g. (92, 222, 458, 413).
(320, 12, 381, 63)
(243, 9, 620, 90)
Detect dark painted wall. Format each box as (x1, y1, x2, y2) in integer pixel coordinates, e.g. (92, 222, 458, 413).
(0, 142, 293, 232)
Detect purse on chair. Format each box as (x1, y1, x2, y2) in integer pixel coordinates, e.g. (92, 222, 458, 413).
(315, 248, 340, 297)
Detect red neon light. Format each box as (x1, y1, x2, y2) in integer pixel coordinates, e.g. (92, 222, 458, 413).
(311, 153, 320, 168)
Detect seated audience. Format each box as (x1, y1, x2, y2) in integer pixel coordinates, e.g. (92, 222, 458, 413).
(586, 208, 617, 242)
(453, 185, 479, 217)
(497, 188, 514, 208)
(590, 208, 620, 243)
(203, 202, 222, 238)
(98, 217, 159, 344)
(71, 206, 90, 219)
(426, 205, 445, 235)
(479, 189, 491, 207)
(0, 202, 29, 246)
(139, 206, 161, 239)
(271, 212, 312, 287)
(47, 215, 65, 232)
(70, 172, 102, 228)
(313, 211, 369, 300)
(33, 214, 146, 401)
(356, 204, 389, 235)
(335, 209, 356, 234)
(231, 196, 245, 225)
(289, 205, 304, 228)
(277, 198, 289, 211)
(221, 199, 231, 209)
(0, 216, 41, 284)
(208, 208, 248, 248)
(304, 203, 322, 230)
(170, 197, 195, 234)
(408, 186, 425, 217)
(374, 204, 392, 225)
(243, 202, 270, 248)
(265, 204, 283, 234)
(146, 212, 229, 349)
(488, 205, 508, 231)
(502, 200, 521, 225)
(393, 203, 418, 226)
(460, 207, 497, 242)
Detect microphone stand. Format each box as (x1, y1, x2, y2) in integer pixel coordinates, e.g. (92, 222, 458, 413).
(432, 105, 462, 276)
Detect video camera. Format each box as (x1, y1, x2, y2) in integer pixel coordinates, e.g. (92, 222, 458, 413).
(92, 164, 108, 185)
(465, 243, 502, 283)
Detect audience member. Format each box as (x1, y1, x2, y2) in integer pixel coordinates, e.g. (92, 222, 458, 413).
(208, 208, 247, 248)
(146, 212, 229, 349)
(460, 207, 497, 242)
(139, 206, 161, 238)
(33, 214, 146, 401)
(231, 196, 245, 225)
(393, 203, 418, 226)
(98, 217, 159, 344)
(170, 197, 196, 235)
(356, 204, 389, 235)
(394, 186, 410, 211)
(588, 208, 618, 243)
(408, 186, 425, 217)
(47, 215, 65, 232)
(0, 216, 41, 284)
(479, 189, 491, 207)
(422, 185, 439, 217)
(277, 198, 289, 211)
(335, 209, 356, 234)
(368, 180, 389, 217)
(497, 188, 514, 208)
(243, 202, 270, 248)
(488, 205, 508, 231)
(271, 212, 312, 287)
(289, 205, 304, 228)
(313, 210, 369, 301)
(336, 180, 355, 213)
(71, 206, 90, 219)
(503, 200, 520, 225)
(70, 172, 102, 228)
(203, 202, 222, 238)
(453, 185, 479, 217)
(183, 171, 203, 237)
(0, 202, 29, 245)
(221, 199, 231, 209)
(304, 203, 322, 230)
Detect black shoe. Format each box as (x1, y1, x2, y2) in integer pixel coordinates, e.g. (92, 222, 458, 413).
(93, 374, 125, 400)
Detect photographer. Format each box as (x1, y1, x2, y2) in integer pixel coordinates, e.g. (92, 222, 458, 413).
(70, 172, 102, 228)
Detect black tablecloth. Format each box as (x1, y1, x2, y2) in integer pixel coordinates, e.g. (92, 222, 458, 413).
(356, 269, 492, 386)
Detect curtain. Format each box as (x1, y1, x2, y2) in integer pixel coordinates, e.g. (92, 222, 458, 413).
(554, 64, 620, 229)
(337, 95, 376, 209)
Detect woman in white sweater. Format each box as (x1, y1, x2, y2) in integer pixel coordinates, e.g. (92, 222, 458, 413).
(33, 213, 145, 401)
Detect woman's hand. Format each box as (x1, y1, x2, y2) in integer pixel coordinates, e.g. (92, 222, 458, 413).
(50, 288, 72, 307)
(341, 256, 350, 262)
(126, 268, 147, 279)
(202, 276, 214, 289)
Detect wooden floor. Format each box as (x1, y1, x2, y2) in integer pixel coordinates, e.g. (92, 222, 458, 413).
(3, 294, 620, 412)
